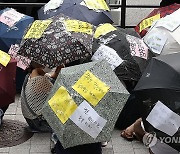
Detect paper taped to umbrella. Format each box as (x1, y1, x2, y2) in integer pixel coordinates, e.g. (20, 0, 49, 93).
(42, 60, 129, 148)
(135, 3, 180, 37)
(8, 44, 31, 70)
(18, 14, 94, 68)
(143, 8, 180, 56)
(93, 24, 152, 81)
(146, 101, 180, 137)
(0, 8, 34, 52)
(0, 50, 11, 67)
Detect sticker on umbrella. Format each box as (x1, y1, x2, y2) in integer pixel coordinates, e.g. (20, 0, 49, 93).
(126, 35, 149, 59)
(70, 100, 107, 138)
(0, 50, 11, 67)
(0, 8, 25, 27)
(144, 32, 167, 55)
(139, 14, 160, 32)
(64, 20, 93, 35)
(94, 23, 117, 39)
(146, 101, 180, 136)
(8, 44, 31, 70)
(48, 86, 78, 124)
(82, 0, 110, 11)
(91, 44, 123, 70)
(24, 20, 52, 39)
(44, 0, 64, 13)
(72, 70, 110, 106)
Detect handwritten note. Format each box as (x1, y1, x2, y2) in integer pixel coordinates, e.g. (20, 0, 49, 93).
(72, 70, 110, 106)
(94, 23, 117, 38)
(91, 44, 123, 70)
(144, 32, 167, 55)
(139, 14, 160, 32)
(0, 9, 25, 27)
(8, 44, 31, 70)
(24, 20, 52, 39)
(156, 9, 180, 32)
(64, 20, 93, 35)
(83, 0, 110, 11)
(44, 0, 64, 12)
(70, 100, 107, 138)
(126, 35, 149, 59)
(0, 50, 11, 67)
(146, 101, 180, 136)
(48, 86, 77, 124)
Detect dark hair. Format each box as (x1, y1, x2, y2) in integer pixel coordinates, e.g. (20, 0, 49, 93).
(26, 61, 44, 73)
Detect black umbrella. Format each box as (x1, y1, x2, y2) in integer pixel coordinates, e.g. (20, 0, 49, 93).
(92, 24, 153, 82)
(134, 53, 180, 152)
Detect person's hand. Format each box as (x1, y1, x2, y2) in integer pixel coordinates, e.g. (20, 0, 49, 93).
(51, 64, 65, 79)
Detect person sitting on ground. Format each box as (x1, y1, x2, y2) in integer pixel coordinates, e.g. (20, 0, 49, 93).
(21, 62, 63, 132)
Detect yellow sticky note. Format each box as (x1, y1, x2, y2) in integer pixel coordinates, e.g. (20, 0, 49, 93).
(24, 20, 52, 39)
(0, 50, 11, 67)
(84, 0, 110, 11)
(94, 23, 117, 38)
(64, 20, 93, 35)
(48, 86, 77, 124)
(72, 70, 110, 106)
(139, 14, 160, 32)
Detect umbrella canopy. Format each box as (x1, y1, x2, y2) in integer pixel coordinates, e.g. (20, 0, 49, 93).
(42, 60, 129, 148)
(0, 8, 34, 52)
(18, 14, 94, 68)
(134, 53, 180, 152)
(38, 0, 113, 26)
(92, 23, 152, 82)
(135, 3, 180, 37)
(143, 9, 180, 56)
(0, 57, 17, 108)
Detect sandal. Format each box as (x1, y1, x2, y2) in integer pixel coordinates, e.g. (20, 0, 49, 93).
(120, 130, 136, 141)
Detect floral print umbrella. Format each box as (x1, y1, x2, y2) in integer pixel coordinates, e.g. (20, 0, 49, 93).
(18, 14, 94, 68)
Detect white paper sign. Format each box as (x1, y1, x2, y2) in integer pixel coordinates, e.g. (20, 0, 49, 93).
(156, 9, 180, 32)
(44, 0, 64, 12)
(146, 101, 180, 136)
(70, 100, 107, 138)
(144, 32, 167, 54)
(0, 9, 25, 27)
(91, 44, 123, 70)
(8, 44, 31, 70)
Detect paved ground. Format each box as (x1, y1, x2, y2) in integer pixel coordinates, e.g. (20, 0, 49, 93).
(0, 94, 149, 154)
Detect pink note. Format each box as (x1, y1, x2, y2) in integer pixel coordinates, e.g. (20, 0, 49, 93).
(8, 44, 31, 70)
(126, 35, 149, 60)
(0, 9, 25, 27)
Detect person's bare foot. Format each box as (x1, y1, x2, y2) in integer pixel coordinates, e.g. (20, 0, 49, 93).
(133, 118, 146, 141)
(120, 122, 135, 141)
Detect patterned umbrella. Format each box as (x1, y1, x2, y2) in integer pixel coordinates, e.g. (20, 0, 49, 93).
(92, 23, 153, 82)
(18, 14, 94, 68)
(135, 3, 180, 37)
(38, 0, 113, 26)
(42, 60, 129, 148)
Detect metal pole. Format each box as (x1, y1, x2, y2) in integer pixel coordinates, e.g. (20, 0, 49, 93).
(120, 0, 126, 28)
